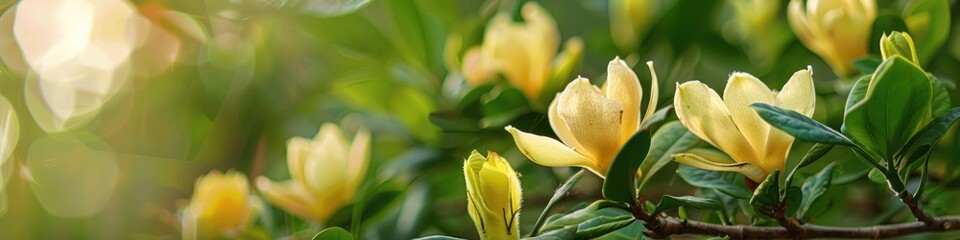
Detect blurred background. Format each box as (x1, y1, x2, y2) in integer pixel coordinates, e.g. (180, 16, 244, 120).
(0, 0, 960, 239)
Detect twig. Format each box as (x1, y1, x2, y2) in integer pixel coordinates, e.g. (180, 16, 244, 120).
(897, 191, 936, 224)
(639, 214, 960, 239)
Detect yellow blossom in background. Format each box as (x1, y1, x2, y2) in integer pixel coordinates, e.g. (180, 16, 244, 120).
(463, 150, 522, 240)
(506, 58, 659, 178)
(609, 0, 657, 52)
(256, 123, 370, 224)
(182, 170, 258, 240)
(788, 0, 875, 78)
(673, 67, 815, 182)
(462, 2, 582, 101)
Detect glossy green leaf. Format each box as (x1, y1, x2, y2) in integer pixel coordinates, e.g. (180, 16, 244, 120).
(639, 121, 701, 190)
(603, 131, 650, 205)
(904, 0, 951, 65)
(540, 200, 627, 233)
(530, 170, 585, 236)
(896, 107, 960, 170)
(842, 57, 933, 159)
(797, 163, 837, 221)
(650, 195, 725, 218)
(751, 103, 852, 145)
(638, 105, 673, 130)
(749, 170, 780, 209)
(930, 75, 951, 117)
(795, 143, 834, 170)
(677, 165, 753, 199)
(527, 226, 576, 240)
(784, 186, 802, 217)
(573, 215, 635, 240)
(413, 236, 465, 240)
(313, 227, 354, 240)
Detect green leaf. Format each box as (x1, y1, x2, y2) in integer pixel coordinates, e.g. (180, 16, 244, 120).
(313, 227, 354, 240)
(904, 0, 951, 65)
(677, 165, 753, 199)
(784, 186, 802, 217)
(530, 170, 585, 236)
(526, 226, 576, 240)
(784, 143, 832, 182)
(797, 163, 837, 221)
(480, 87, 530, 128)
(573, 216, 635, 240)
(750, 103, 851, 145)
(868, 168, 887, 184)
(650, 195, 725, 218)
(638, 105, 674, 130)
(413, 236, 465, 240)
(603, 131, 650, 205)
(540, 200, 628, 233)
(795, 143, 834, 170)
(639, 121, 701, 190)
(750, 170, 780, 209)
(930, 75, 951, 117)
(842, 57, 933, 159)
(896, 107, 960, 171)
(852, 55, 882, 75)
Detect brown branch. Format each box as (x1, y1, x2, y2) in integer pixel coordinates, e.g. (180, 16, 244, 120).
(897, 191, 936, 224)
(639, 214, 960, 239)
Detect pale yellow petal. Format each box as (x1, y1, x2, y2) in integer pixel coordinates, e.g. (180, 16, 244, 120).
(556, 78, 624, 168)
(286, 137, 311, 185)
(673, 152, 768, 182)
(723, 73, 775, 156)
(256, 178, 322, 223)
(548, 96, 588, 158)
(762, 66, 816, 173)
(344, 128, 370, 199)
(303, 135, 348, 195)
(504, 126, 602, 177)
(605, 57, 642, 142)
(775, 66, 816, 116)
(641, 61, 659, 127)
(674, 81, 758, 164)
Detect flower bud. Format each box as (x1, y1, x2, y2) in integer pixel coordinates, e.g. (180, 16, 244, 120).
(880, 31, 919, 65)
(182, 170, 258, 240)
(463, 150, 522, 240)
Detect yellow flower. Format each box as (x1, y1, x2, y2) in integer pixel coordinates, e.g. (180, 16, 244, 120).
(673, 67, 815, 182)
(788, 0, 875, 77)
(256, 123, 370, 223)
(182, 170, 257, 240)
(505, 58, 659, 178)
(609, 0, 657, 52)
(463, 150, 522, 240)
(462, 2, 582, 101)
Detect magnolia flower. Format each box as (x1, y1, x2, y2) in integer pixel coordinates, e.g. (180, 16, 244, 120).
(182, 170, 258, 240)
(505, 58, 659, 177)
(673, 67, 815, 182)
(462, 2, 582, 101)
(463, 150, 522, 240)
(788, 0, 875, 77)
(257, 123, 370, 223)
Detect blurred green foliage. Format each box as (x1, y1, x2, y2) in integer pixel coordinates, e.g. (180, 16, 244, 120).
(1, 0, 960, 239)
